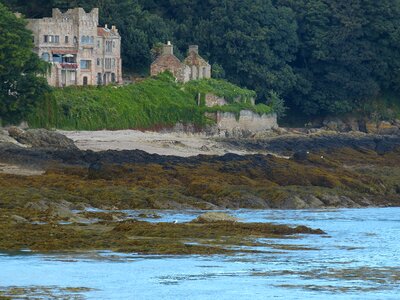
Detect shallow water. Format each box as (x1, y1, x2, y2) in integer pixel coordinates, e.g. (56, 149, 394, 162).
(1, 208, 400, 299)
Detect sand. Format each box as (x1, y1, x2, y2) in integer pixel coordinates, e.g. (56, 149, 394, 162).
(60, 130, 263, 157)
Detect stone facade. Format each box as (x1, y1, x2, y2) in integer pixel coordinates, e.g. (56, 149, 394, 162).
(151, 42, 211, 83)
(27, 8, 122, 87)
(208, 111, 278, 134)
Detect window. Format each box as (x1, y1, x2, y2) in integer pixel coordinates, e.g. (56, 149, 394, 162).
(111, 73, 116, 83)
(52, 54, 62, 63)
(73, 36, 77, 44)
(70, 71, 76, 81)
(106, 41, 112, 53)
(65, 36, 69, 44)
(44, 35, 59, 44)
(83, 76, 88, 86)
(97, 40, 101, 48)
(97, 73, 102, 85)
(80, 60, 91, 70)
(41, 52, 50, 62)
(81, 36, 94, 45)
(112, 58, 115, 68)
(105, 58, 112, 69)
(97, 58, 101, 66)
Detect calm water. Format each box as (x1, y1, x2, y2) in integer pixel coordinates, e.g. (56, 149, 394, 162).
(1, 208, 399, 299)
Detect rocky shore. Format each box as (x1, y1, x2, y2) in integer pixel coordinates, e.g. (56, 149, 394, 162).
(1, 127, 399, 254)
(1, 127, 400, 210)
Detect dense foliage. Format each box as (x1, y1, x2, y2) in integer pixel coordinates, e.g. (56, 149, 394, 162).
(0, 3, 49, 125)
(3, 0, 400, 117)
(28, 73, 272, 130)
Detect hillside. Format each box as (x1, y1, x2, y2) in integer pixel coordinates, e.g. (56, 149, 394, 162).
(28, 73, 272, 130)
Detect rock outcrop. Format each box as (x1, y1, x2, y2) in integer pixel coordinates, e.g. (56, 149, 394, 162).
(192, 212, 239, 223)
(7, 127, 77, 150)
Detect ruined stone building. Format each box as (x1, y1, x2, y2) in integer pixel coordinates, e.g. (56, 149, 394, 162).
(26, 8, 122, 87)
(150, 42, 211, 82)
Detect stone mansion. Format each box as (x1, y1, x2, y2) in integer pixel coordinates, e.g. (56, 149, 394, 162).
(26, 8, 122, 87)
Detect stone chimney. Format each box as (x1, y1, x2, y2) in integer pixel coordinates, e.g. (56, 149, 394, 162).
(111, 25, 117, 33)
(188, 45, 199, 54)
(163, 41, 174, 55)
(52, 8, 62, 17)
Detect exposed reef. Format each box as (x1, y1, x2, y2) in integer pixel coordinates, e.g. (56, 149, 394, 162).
(1, 128, 399, 254)
(0, 208, 324, 254)
(1, 129, 400, 210)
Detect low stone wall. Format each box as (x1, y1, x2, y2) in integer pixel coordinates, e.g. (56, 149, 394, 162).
(213, 110, 278, 135)
(204, 94, 255, 107)
(205, 94, 228, 107)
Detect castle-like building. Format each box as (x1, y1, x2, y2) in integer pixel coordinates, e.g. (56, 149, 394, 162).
(151, 42, 211, 82)
(26, 8, 122, 87)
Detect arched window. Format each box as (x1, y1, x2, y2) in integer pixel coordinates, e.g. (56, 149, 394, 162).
(41, 52, 50, 62)
(83, 76, 88, 86)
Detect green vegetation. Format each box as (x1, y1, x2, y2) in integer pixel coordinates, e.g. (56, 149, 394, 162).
(3, 0, 400, 120)
(362, 93, 400, 122)
(0, 3, 49, 125)
(28, 73, 273, 130)
(185, 78, 256, 104)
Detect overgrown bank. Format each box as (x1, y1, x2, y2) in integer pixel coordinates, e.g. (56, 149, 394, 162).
(28, 74, 273, 131)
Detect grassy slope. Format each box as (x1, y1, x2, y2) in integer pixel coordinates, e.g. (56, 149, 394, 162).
(28, 73, 272, 130)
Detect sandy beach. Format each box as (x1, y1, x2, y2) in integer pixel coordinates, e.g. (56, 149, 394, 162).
(60, 130, 264, 157)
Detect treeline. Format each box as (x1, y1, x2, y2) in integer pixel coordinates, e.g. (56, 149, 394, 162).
(3, 0, 400, 117)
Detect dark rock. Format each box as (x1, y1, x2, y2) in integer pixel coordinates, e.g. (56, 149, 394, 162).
(8, 127, 77, 150)
(88, 161, 106, 180)
(375, 138, 396, 155)
(292, 150, 310, 162)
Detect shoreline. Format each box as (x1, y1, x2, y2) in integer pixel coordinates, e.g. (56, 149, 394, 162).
(0, 128, 399, 210)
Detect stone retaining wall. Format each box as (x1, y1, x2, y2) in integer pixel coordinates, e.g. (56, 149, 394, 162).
(214, 110, 278, 134)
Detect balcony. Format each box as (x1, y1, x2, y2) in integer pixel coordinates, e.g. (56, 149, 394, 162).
(60, 63, 78, 69)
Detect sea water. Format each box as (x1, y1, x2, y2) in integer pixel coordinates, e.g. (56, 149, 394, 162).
(0, 208, 399, 299)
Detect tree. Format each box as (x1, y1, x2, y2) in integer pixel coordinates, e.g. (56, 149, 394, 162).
(0, 3, 49, 124)
(278, 0, 400, 115)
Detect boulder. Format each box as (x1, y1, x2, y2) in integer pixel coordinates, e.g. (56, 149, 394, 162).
(25, 200, 50, 211)
(365, 122, 378, 134)
(192, 212, 239, 223)
(7, 127, 77, 150)
(323, 118, 345, 131)
(377, 121, 399, 135)
(282, 195, 309, 209)
(48, 205, 75, 219)
(10, 215, 29, 224)
(291, 150, 310, 162)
